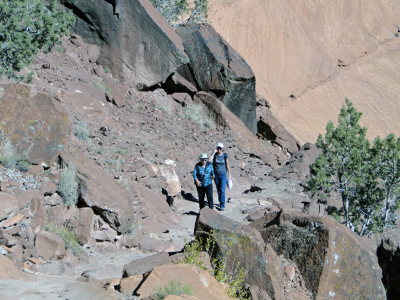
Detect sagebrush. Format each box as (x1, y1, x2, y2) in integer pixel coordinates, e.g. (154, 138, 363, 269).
(178, 104, 214, 129)
(57, 163, 78, 207)
(153, 279, 194, 300)
(73, 121, 91, 141)
(0, 139, 31, 172)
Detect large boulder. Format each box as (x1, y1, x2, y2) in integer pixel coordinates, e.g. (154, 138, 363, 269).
(122, 252, 172, 277)
(136, 264, 232, 300)
(68, 207, 94, 244)
(377, 226, 400, 300)
(60, 0, 189, 89)
(194, 208, 284, 300)
(250, 211, 386, 299)
(175, 24, 257, 134)
(194, 92, 278, 168)
(60, 137, 134, 233)
(0, 255, 33, 281)
(35, 231, 66, 260)
(0, 84, 70, 165)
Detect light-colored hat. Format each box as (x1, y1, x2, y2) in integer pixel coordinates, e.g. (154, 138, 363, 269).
(217, 143, 224, 149)
(199, 153, 208, 160)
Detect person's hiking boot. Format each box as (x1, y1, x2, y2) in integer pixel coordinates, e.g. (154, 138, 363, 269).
(219, 207, 225, 211)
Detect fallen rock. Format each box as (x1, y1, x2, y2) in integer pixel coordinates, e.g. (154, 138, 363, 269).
(171, 93, 193, 107)
(68, 207, 94, 244)
(136, 264, 232, 300)
(159, 163, 181, 196)
(194, 207, 284, 299)
(0, 84, 70, 165)
(122, 252, 172, 278)
(0, 193, 18, 222)
(0, 255, 33, 281)
(119, 275, 143, 294)
(250, 211, 386, 299)
(35, 231, 66, 260)
(176, 23, 257, 134)
(30, 198, 46, 233)
(62, 0, 189, 88)
(60, 137, 134, 233)
(162, 72, 198, 95)
(377, 226, 400, 300)
(79, 265, 124, 282)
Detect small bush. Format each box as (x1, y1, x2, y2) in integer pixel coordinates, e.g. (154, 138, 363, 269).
(179, 104, 214, 129)
(45, 220, 82, 257)
(114, 148, 127, 154)
(0, 139, 21, 169)
(16, 160, 32, 172)
(73, 121, 91, 141)
(395, 33, 399, 37)
(58, 163, 78, 207)
(156, 100, 172, 115)
(153, 279, 194, 300)
(92, 80, 112, 95)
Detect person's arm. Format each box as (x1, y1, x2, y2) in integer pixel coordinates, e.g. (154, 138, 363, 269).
(225, 154, 231, 178)
(208, 149, 217, 162)
(193, 165, 201, 187)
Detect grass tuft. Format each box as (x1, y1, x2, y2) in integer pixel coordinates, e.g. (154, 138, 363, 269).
(153, 279, 194, 300)
(178, 104, 214, 129)
(58, 163, 78, 207)
(45, 220, 82, 257)
(92, 80, 112, 95)
(0, 139, 21, 169)
(156, 100, 172, 115)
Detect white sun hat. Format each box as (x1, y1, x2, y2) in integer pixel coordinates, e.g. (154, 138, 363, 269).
(199, 153, 208, 160)
(217, 143, 224, 149)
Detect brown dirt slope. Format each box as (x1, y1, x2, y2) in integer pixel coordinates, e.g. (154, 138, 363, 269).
(206, 0, 400, 143)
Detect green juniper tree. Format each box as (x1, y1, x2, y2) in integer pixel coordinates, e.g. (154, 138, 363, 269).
(308, 99, 400, 236)
(0, 0, 75, 80)
(150, 0, 208, 27)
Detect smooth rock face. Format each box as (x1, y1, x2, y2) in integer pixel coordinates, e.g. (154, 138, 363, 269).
(0, 255, 33, 281)
(119, 275, 143, 294)
(68, 207, 94, 244)
(35, 231, 66, 260)
(61, 0, 189, 89)
(60, 137, 134, 233)
(195, 208, 284, 300)
(377, 226, 400, 300)
(136, 264, 232, 300)
(250, 211, 386, 300)
(206, 0, 400, 144)
(176, 24, 257, 134)
(0, 84, 70, 165)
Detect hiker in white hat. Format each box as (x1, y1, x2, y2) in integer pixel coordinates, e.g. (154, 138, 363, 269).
(193, 153, 215, 210)
(208, 143, 231, 211)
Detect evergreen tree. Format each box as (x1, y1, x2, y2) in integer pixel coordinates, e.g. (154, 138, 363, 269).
(0, 0, 75, 80)
(150, 0, 208, 27)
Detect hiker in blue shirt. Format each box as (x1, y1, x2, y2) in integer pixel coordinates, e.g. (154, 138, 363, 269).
(193, 153, 215, 210)
(209, 143, 231, 211)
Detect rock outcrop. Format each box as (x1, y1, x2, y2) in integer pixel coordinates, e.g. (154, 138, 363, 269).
(206, 0, 400, 144)
(250, 211, 386, 299)
(61, 0, 189, 89)
(195, 208, 285, 299)
(0, 84, 70, 165)
(377, 226, 400, 300)
(176, 23, 257, 134)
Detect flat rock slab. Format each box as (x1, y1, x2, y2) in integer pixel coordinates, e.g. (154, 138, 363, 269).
(123, 251, 172, 277)
(0, 84, 70, 165)
(250, 211, 386, 300)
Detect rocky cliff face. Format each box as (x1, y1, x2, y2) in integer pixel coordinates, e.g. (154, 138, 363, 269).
(60, 0, 189, 89)
(206, 0, 400, 143)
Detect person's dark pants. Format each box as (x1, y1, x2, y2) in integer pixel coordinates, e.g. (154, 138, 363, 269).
(196, 184, 213, 209)
(214, 173, 227, 209)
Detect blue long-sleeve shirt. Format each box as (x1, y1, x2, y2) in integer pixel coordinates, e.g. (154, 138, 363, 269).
(193, 161, 215, 187)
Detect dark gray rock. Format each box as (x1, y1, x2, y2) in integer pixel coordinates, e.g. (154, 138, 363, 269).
(377, 226, 400, 300)
(61, 0, 189, 89)
(122, 252, 172, 277)
(175, 24, 257, 134)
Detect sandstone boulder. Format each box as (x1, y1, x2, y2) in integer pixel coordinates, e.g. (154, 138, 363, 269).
(377, 226, 400, 300)
(195, 208, 284, 299)
(250, 211, 386, 299)
(35, 231, 66, 260)
(136, 264, 232, 300)
(119, 275, 143, 294)
(0, 255, 33, 281)
(60, 137, 134, 233)
(159, 163, 181, 196)
(176, 24, 257, 134)
(30, 198, 46, 233)
(0, 193, 18, 222)
(61, 0, 189, 89)
(0, 84, 70, 165)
